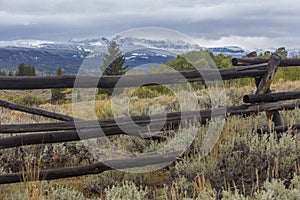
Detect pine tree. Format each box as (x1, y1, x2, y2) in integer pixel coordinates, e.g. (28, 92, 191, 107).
(15, 63, 36, 76)
(101, 41, 127, 75)
(51, 67, 66, 103)
(15, 63, 26, 76)
(98, 41, 128, 95)
(0, 69, 6, 76)
(57, 67, 63, 76)
(28, 65, 36, 76)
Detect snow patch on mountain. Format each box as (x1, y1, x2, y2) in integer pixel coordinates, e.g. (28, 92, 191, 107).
(0, 39, 55, 48)
(207, 46, 245, 57)
(124, 48, 176, 70)
(1, 37, 298, 75)
(112, 35, 204, 54)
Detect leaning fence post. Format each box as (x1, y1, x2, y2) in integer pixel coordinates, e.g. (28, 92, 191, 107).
(255, 54, 283, 126)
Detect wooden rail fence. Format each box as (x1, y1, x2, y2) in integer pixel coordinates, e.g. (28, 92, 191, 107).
(0, 53, 299, 184)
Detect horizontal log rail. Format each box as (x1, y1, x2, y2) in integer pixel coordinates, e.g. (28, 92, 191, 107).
(0, 64, 268, 90)
(0, 152, 178, 184)
(1, 54, 300, 185)
(0, 110, 204, 134)
(0, 101, 299, 134)
(0, 101, 299, 149)
(257, 123, 300, 134)
(244, 90, 300, 104)
(0, 99, 74, 121)
(0, 129, 166, 149)
(232, 57, 300, 67)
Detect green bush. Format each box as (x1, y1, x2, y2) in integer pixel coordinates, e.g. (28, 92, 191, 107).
(105, 181, 149, 200)
(274, 67, 300, 82)
(47, 185, 85, 200)
(254, 179, 300, 200)
(222, 175, 300, 199)
(4, 183, 85, 200)
(131, 87, 161, 98)
(82, 171, 125, 198)
(14, 94, 45, 106)
(51, 88, 67, 103)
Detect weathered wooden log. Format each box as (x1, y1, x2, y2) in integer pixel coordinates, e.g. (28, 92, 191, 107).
(254, 54, 283, 126)
(0, 103, 291, 134)
(0, 129, 166, 149)
(232, 57, 300, 67)
(0, 64, 268, 90)
(0, 99, 73, 121)
(257, 123, 300, 134)
(244, 90, 300, 104)
(0, 110, 206, 134)
(255, 54, 281, 94)
(0, 101, 299, 134)
(0, 152, 178, 184)
(246, 51, 258, 58)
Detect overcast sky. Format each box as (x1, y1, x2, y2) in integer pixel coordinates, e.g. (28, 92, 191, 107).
(0, 0, 299, 49)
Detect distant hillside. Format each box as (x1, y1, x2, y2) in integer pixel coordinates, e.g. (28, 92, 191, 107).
(3, 37, 291, 75)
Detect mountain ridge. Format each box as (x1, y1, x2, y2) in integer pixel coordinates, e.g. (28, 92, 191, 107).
(0, 37, 295, 75)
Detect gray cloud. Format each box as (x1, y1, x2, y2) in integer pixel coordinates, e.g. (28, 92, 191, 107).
(0, 0, 299, 49)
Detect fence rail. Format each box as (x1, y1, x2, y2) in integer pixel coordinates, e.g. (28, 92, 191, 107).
(258, 123, 300, 134)
(0, 53, 300, 184)
(244, 90, 300, 104)
(0, 153, 178, 184)
(0, 101, 299, 149)
(0, 64, 268, 89)
(1, 101, 299, 135)
(232, 57, 300, 66)
(0, 99, 74, 121)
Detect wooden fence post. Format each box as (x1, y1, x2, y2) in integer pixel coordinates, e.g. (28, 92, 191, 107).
(255, 54, 283, 126)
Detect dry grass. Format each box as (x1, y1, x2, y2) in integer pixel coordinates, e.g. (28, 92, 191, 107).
(0, 80, 299, 199)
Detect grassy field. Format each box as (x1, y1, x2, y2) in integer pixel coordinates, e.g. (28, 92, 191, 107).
(0, 80, 299, 199)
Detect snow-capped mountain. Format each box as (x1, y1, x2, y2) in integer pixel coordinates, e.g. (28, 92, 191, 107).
(0, 39, 55, 48)
(287, 48, 300, 58)
(112, 35, 204, 54)
(207, 46, 245, 57)
(124, 48, 177, 71)
(3, 36, 296, 75)
(0, 40, 90, 75)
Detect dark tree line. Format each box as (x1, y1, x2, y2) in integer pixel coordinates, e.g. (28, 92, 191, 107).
(0, 63, 37, 77)
(15, 63, 36, 76)
(0, 69, 13, 76)
(0, 69, 6, 76)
